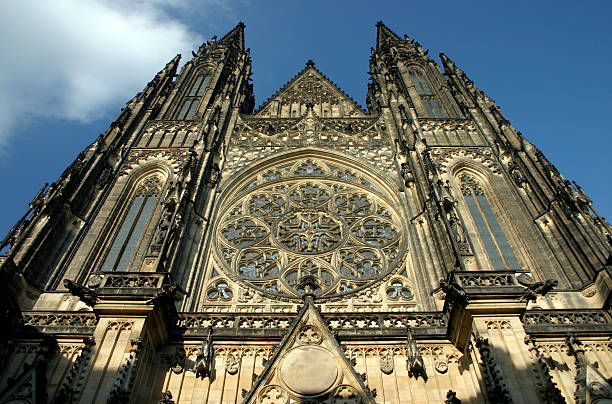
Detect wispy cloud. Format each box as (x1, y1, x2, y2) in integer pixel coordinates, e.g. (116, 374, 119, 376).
(0, 0, 238, 148)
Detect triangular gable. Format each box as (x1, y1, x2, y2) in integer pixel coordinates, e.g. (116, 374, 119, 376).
(242, 297, 375, 403)
(580, 362, 612, 402)
(254, 62, 367, 118)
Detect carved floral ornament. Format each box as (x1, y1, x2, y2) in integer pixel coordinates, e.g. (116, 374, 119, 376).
(430, 147, 502, 176)
(119, 149, 191, 177)
(232, 114, 387, 148)
(214, 157, 407, 300)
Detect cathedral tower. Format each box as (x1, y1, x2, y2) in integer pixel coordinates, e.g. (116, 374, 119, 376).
(0, 22, 610, 403)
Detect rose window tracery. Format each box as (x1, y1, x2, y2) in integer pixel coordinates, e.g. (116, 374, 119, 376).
(274, 211, 345, 254)
(215, 158, 406, 299)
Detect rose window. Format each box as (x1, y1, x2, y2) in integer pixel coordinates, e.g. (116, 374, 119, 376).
(214, 159, 406, 299)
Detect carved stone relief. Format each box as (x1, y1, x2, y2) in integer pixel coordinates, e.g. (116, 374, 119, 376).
(119, 149, 191, 177)
(431, 147, 502, 175)
(226, 355, 240, 375)
(224, 115, 394, 177)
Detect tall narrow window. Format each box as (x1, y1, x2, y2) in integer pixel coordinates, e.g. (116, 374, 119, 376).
(410, 71, 432, 95)
(101, 176, 161, 271)
(177, 73, 211, 120)
(460, 174, 520, 270)
(409, 70, 444, 118)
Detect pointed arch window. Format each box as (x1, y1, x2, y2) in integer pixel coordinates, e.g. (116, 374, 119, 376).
(460, 174, 520, 270)
(410, 71, 432, 95)
(409, 70, 444, 118)
(101, 176, 161, 271)
(177, 73, 212, 120)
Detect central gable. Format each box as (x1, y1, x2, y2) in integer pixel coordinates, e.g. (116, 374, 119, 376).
(254, 61, 367, 118)
(242, 298, 375, 403)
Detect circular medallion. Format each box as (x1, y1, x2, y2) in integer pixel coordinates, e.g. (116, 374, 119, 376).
(280, 346, 338, 396)
(87, 274, 104, 288)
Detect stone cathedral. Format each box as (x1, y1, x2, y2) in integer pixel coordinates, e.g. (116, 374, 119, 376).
(1, 21, 611, 404)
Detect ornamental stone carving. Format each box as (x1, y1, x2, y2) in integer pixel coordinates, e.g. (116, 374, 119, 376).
(214, 158, 406, 300)
(225, 355, 240, 375)
(431, 147, 502, 175)
(259, 385, 288, 404)
(379, 354, 394, 374)
(297, 325, 322, 345)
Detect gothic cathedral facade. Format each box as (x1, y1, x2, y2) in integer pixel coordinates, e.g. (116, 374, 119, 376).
(0, 22, 611, 404)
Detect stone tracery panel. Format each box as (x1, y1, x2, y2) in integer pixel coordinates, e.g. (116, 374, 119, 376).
(223, 115, 395, 178)
(214, 158, 406, 300)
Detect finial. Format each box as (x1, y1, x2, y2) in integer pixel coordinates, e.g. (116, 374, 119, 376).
(306, 60, 315, 68)
(376, 21, 384, 27)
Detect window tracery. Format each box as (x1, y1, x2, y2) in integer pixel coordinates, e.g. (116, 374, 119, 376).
(177, 72, 211, 120)
(206, 280, 233, 300)
(214, 158, 406, 299)
(459, 173, 519, 270)
(101, 175, 162, 272)
(409, 69, 444, 118)
(385, 279, 413, 300)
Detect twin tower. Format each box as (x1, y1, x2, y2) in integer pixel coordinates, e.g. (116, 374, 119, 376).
(0, 22, 610, 403)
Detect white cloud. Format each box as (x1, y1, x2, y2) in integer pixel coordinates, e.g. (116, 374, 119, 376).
(0, 0, 214, 146)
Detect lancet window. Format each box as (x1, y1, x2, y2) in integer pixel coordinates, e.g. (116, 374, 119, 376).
(409, 70, 444, 118)
(100, 176, 162, 272)
(460, 174, 519, 270)
(177, 73, 212, 120)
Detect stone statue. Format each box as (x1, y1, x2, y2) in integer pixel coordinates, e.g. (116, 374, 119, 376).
(194, 328, 214, 379)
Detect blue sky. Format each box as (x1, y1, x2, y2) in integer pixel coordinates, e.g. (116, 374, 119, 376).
(1, 0, 611, 236)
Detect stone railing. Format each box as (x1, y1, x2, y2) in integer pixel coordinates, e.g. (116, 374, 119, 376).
(452, 271, 522, 287)
(175, 311, 447, 338)
(326, 312, 446, 330)
(522, 309, 612, 335)
(22, 311, 98, 335)
(449, 271, 527, 298)
(86, 272, 167, 297)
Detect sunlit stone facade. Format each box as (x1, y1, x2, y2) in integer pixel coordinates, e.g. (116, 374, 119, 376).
(0, 22, 611, 403)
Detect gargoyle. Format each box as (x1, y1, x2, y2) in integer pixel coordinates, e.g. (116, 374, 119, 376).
(439, 279, 469, 306)
(63, 279, 98, 307)
(445, 390, 461, 404)
(521, 279, 558, 302)
(146, 282, 187, 306)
